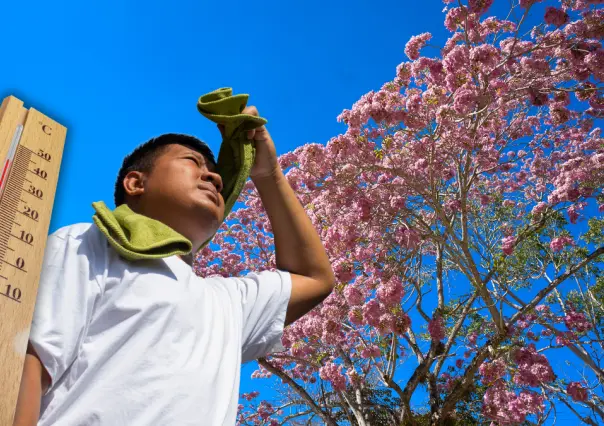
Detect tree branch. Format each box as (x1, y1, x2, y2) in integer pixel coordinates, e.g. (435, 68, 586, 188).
(258, 358, 338, 426)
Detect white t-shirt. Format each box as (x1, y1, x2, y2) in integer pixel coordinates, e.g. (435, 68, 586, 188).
(28, 223, 292, 425)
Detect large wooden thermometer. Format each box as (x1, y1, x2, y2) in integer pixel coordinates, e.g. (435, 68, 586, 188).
(0, 95, 67, 424)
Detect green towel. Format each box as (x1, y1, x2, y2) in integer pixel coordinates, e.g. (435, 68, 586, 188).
(91, 87, 265, 261)
(92, 201, 192, 261)
(196, 87, 267, 250)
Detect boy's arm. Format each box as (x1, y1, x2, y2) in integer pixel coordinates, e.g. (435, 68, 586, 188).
(12, 342, 50, 426)
(252, 169, 336, 325)
(241, 106, 336, 326)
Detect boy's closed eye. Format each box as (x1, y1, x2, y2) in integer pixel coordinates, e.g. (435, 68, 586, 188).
(186, 156, 201, 166)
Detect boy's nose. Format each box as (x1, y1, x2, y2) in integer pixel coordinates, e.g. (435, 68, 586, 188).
(203, 171, 223, 193)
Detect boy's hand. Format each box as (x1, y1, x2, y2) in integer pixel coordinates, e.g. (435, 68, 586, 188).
(218, 106, 280, 181)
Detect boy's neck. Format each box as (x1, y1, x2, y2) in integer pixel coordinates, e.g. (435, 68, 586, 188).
(177, 253, 194, 267)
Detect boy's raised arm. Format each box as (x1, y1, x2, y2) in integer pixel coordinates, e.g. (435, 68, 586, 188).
(242, 106, 336, 326)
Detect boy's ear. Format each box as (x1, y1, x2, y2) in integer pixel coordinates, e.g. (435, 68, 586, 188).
(123, 171, 146, 197)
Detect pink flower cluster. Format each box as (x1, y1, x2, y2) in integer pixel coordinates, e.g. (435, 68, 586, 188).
(428, 315, 446, 342)
(241, 391, 260, 401)
(550, 236, 574, 252)
(483, 381, 545, 424)
(513, 344, 555, 387)
(479, 358, 507, 383)
(319, 362, 346, 391)
(564, 310, 592, 333)
(376, 276, 405, 305)
(344, 285, 365, 306)
(360, 344, 381, 359)
(531, 201, 548, 218)
(405, 32, 432, 60)
(566, 381, 588, 402)
(501, 236, 517, 256)
(468, 0, 494, 15)
(544, 7, 569, 27)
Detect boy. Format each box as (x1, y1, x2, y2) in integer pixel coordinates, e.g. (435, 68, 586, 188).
(13, 105, 335, 425)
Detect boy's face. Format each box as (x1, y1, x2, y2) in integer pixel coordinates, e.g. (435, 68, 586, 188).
(125, 143, 225, 250)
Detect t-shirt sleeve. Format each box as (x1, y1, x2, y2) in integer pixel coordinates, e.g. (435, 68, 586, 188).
(236, 269, 292, 363)
(28, 233, 101, 395)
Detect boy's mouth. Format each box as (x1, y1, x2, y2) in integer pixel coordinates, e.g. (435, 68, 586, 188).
(198, 185, 218, 204)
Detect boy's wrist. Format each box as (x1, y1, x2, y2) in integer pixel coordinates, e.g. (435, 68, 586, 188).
(251, 168, 285, 188)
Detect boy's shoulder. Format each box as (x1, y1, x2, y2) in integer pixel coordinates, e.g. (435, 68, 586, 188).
(50, 222, 95, 240)
(49, 223, 108, 254)
(45, 223, 111, 271)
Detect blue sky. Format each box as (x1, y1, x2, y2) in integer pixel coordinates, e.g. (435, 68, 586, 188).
(2, 0, 599, 424)
(1, 0, 448, 229)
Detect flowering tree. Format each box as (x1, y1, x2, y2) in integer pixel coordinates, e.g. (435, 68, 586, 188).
(195, 0, 604, 424)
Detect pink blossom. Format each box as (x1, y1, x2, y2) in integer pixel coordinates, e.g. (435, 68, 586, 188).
(241, 391, 260, 401)
(470, 44, 500, 70)
(479, 359, 506, 383)
(360, 345, 381, 359)
(527, 88, 548, 106)
(428, 315, 446, 342)
(550, 236, 574, 252)
(395, 62, 412, 87)
(531, 202, 548, 217)
(544, 7, 569, 27)
(378, 312, 397, 334)
(564, 310, 592, 333)
(344, 285, 364, 306)
(556, 331, 577, 346)
(405, 33, 432, 60)
(501, 236, 516, 256)
(585, 49, 604, 81)
(396, 313, 412, 334)
(567, 382, 588, 402)
(453, 89, 479, 115)
(513, 344, 555, 386)
(468, 0, 493, 15)
(535, 305, 552, 320)
(443, 45, 470, 75)
(519, 0, 543, 8)
(376, 276, 404, 305)
(444, 7, 467, 32)
(567, 205, 579, 224)
(445, 198, 461, 212)
(362, 299, 383, 327)
(483, 382, 545, 424)
(549, 104, 570, 125)
(319, 362, 346, 391)
(348, 306, 363, 326)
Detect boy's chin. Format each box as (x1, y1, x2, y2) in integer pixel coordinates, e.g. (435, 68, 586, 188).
(191, 207, 223, 230)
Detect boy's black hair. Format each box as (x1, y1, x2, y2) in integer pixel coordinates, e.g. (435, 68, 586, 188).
(114, 133, 216, 207)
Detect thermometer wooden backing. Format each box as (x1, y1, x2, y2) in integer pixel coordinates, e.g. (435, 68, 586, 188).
(0, 95, 67, 425)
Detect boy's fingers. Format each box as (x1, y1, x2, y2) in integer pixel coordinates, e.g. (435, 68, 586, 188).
(243, 105, 259, 116)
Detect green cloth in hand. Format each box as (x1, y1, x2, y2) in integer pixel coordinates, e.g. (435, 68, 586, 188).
(92, 201, 192, 261)
(196, 87, 267, 250)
